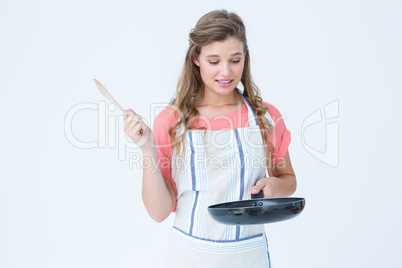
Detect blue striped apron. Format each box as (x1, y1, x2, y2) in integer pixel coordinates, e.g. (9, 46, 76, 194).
(166, 94, 275, 268)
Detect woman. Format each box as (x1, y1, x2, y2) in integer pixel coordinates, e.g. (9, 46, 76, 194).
(123, 9, 296, 268)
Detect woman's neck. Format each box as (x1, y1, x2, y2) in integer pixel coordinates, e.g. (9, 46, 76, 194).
(192, 88, 245, 118)
(195, 88, 243, 107)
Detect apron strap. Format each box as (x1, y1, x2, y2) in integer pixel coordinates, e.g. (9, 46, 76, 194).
(238, 92, 275, 128)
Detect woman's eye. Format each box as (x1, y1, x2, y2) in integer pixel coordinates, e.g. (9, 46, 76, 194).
(231, 60, 240, 64)
(209, 61, 219, 65)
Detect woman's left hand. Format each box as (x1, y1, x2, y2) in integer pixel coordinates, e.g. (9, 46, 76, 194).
(248, 177, 280, 198)
(249, 151, 297, 199)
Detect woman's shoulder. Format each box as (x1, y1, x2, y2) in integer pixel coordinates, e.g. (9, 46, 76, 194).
(153, 105, 180, 133)
(262, 101, 284, 121)
(155, 105, 180, 122)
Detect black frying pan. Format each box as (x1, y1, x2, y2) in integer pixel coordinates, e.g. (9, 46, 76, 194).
(208, 193, 305, 225)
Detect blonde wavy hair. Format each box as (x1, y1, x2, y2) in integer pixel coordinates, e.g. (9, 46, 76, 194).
(168, 10, 275, 174)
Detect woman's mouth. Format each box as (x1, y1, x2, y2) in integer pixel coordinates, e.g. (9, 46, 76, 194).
(216, 79, 234, 87)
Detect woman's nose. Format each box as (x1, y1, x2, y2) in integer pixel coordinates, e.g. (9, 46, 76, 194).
(219, 62, 232, 77)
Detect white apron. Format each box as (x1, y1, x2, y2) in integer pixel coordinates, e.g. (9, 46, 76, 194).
(166, 94, 275, 268)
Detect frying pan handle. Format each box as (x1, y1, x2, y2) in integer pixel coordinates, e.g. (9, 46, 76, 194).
(251, 191, 264, 199)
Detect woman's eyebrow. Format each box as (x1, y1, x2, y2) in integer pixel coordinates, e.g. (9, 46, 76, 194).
(205, 52, 243, 58)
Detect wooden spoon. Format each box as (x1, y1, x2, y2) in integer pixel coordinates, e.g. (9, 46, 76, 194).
(93, 78, 143, 134)
(93, 78, 125, 112)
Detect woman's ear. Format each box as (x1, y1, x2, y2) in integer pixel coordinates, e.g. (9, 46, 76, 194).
(244, 49, 248, 57)
(193, 54, 200, 66)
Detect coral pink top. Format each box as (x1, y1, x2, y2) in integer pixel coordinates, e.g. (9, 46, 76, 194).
(153, 101, 291, 209)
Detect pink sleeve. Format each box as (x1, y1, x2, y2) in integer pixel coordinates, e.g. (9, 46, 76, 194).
(152, 107, 179, 212)
(264, 102, 291, 164)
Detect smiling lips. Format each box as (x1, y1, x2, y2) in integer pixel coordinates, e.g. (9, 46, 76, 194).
(216, 79, 234, 87)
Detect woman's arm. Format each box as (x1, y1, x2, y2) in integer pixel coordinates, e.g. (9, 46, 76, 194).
(249, 150, 297, 198)
(124, 109, 176, 223)
(141, 149, 176, 222)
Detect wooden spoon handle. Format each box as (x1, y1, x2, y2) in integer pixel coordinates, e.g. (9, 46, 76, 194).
(93, 78, 125, 112)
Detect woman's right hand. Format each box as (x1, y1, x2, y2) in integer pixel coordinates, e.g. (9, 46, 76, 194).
(123, 109, 154, 153)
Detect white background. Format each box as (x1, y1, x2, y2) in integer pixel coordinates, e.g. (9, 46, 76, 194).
(1, 0, 401, 267)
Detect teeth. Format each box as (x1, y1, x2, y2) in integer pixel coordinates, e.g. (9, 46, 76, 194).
(217, 80, 232, 84)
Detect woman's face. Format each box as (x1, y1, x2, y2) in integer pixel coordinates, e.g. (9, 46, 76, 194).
(193, 37, 246, 99)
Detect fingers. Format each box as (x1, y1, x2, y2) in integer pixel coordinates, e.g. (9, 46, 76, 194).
(123, 109, 140, 126)
(124, 114, 143, 132)
(131, 123, 144, 140)
(250, 178, 275, 198)
(263, 189, 274, 198)
(250, 179, 265, 194)
(123, 109, 136, 119)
